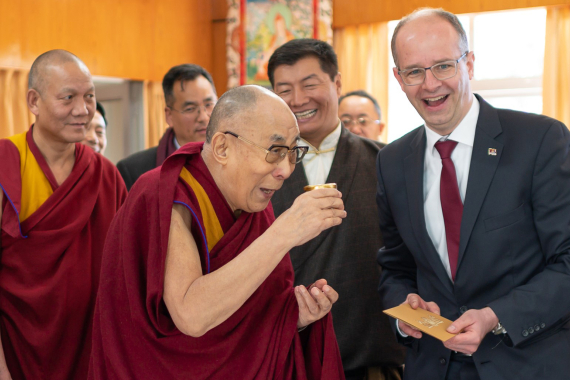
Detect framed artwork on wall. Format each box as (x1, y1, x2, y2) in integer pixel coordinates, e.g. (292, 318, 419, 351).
(226, 0, 332, 89)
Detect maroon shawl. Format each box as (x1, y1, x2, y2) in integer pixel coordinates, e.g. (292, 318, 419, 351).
(89, 142, 344, 379)
(155, 127, 178, 167)
(0, 127, 127, 380)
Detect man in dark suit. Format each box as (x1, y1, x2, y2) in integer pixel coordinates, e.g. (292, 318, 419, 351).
(268, 39, 405, 380)
(377, 8, 570, 380)
(117, 64, 217, 190)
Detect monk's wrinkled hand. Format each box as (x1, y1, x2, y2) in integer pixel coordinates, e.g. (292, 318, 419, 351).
(296, 279, 338, 329)
(398, 293, 441, 339)
(275, 188, 346, 247)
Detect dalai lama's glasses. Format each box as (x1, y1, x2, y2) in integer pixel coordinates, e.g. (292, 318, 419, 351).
(223, 131, 309, 164)
(398, 52, 469, 86)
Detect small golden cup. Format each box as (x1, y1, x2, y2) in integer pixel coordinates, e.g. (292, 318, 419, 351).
(303, 183, 337, 192)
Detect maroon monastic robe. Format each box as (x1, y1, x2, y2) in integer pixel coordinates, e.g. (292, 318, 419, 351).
(0, 127, 127, 379)
(155, 126, 177, 167)
(89, 142, 345, 379)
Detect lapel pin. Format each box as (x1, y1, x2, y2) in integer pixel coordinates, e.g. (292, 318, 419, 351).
(488, 148, 497, 156)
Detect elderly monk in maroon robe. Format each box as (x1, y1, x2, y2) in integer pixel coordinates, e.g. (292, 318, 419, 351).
(0, 50, 127, 380)
(89, 85, 346, 379)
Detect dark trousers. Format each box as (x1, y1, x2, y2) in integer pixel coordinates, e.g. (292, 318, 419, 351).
(345, 367, 367, 380)
(345, 366, 403, 380)
(445, 354, 481, 380)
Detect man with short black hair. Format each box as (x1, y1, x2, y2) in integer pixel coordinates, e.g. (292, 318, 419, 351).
(117, 64, 217, 190)
(338, 90, 385, 141)
(268, 39, 405, 380)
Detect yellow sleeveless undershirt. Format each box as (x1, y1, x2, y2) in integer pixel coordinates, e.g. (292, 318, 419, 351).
(7, 132, 53, 221)
(179, 167, 224, 252)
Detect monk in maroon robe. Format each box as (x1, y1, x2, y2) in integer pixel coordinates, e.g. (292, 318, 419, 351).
(89, 85, 346, 379)
(0, 50, 127, 380)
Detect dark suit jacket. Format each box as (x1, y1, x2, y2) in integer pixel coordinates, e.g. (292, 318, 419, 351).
(116, 147, 158, 191)
(376, 95, 570, 380)
(272, 127, 405, 372)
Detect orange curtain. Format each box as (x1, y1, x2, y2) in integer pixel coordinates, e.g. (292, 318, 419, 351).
(334, 22, 390, 143)
(144, 81, 168, 149)
(543, 6, 570, 128)
(0, 68, 35, 139)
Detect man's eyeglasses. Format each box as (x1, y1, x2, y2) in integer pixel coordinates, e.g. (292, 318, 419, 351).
(398, 52, 469, 86)
(224, 131, 309, 164)
(341, 117, 381, 128)
(168, 101, 216, 117)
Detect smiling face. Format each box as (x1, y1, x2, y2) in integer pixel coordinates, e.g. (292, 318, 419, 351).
(82, 110, 107, 154)
(272, 57, 341, 147)
(220, 93, 300, 213)
(165, 75, 217, 146)
(393, 15, 474, 136)
(29, 61, 96, 143)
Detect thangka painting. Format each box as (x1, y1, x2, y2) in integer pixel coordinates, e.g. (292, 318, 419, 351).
(226, 0, 332, 89)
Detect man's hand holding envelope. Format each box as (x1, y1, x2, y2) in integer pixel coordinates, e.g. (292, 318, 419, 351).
(384, 293, 501, 355)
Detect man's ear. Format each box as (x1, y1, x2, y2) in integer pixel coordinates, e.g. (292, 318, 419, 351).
(335, 72, 342, 97)
(393, 67, 405, 92)
(27, 89, 40, 116)
(165, 106, 174, 127)
(466, 51, 475, 80)
(377, 121, 386, 142)
(378, 121, 386, 135)
(210, 132, 229, 165)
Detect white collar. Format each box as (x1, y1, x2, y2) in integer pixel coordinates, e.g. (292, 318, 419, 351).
(173, 135, 181, 150)
(301, 120, 342, 154)
(425, 96, 479, 151)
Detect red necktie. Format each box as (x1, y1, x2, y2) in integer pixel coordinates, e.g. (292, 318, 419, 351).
(435, 140, 462, 281)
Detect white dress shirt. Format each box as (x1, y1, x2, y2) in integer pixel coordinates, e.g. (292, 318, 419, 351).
(423, 96, 479, 280)
(173, 136, 181, 150)
(301, 120, 342, 186)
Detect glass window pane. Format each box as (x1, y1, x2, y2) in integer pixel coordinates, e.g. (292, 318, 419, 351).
(484, 95, 543, 115)
(473, 9, 546, 80)
(387, 19, 432, 142)
(457, 15, 470, 47)
(387, 75, 425, 142)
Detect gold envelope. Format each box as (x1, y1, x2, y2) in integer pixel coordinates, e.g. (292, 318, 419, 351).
(383, 304, 457, 342)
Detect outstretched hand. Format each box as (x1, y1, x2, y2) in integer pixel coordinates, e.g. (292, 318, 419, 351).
(296, 279, 339, 329)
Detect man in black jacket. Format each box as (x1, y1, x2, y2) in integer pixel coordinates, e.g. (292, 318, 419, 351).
(268, 39, 405, 380)
(117, 64, 217, 190)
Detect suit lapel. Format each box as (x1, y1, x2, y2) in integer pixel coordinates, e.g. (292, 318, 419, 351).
(457, 96, 503, 270)
(404, 127, 454, 293)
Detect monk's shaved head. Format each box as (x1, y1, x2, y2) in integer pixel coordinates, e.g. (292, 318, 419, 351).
(28, 49, 90, 93)
(206, 85, 284, 143)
